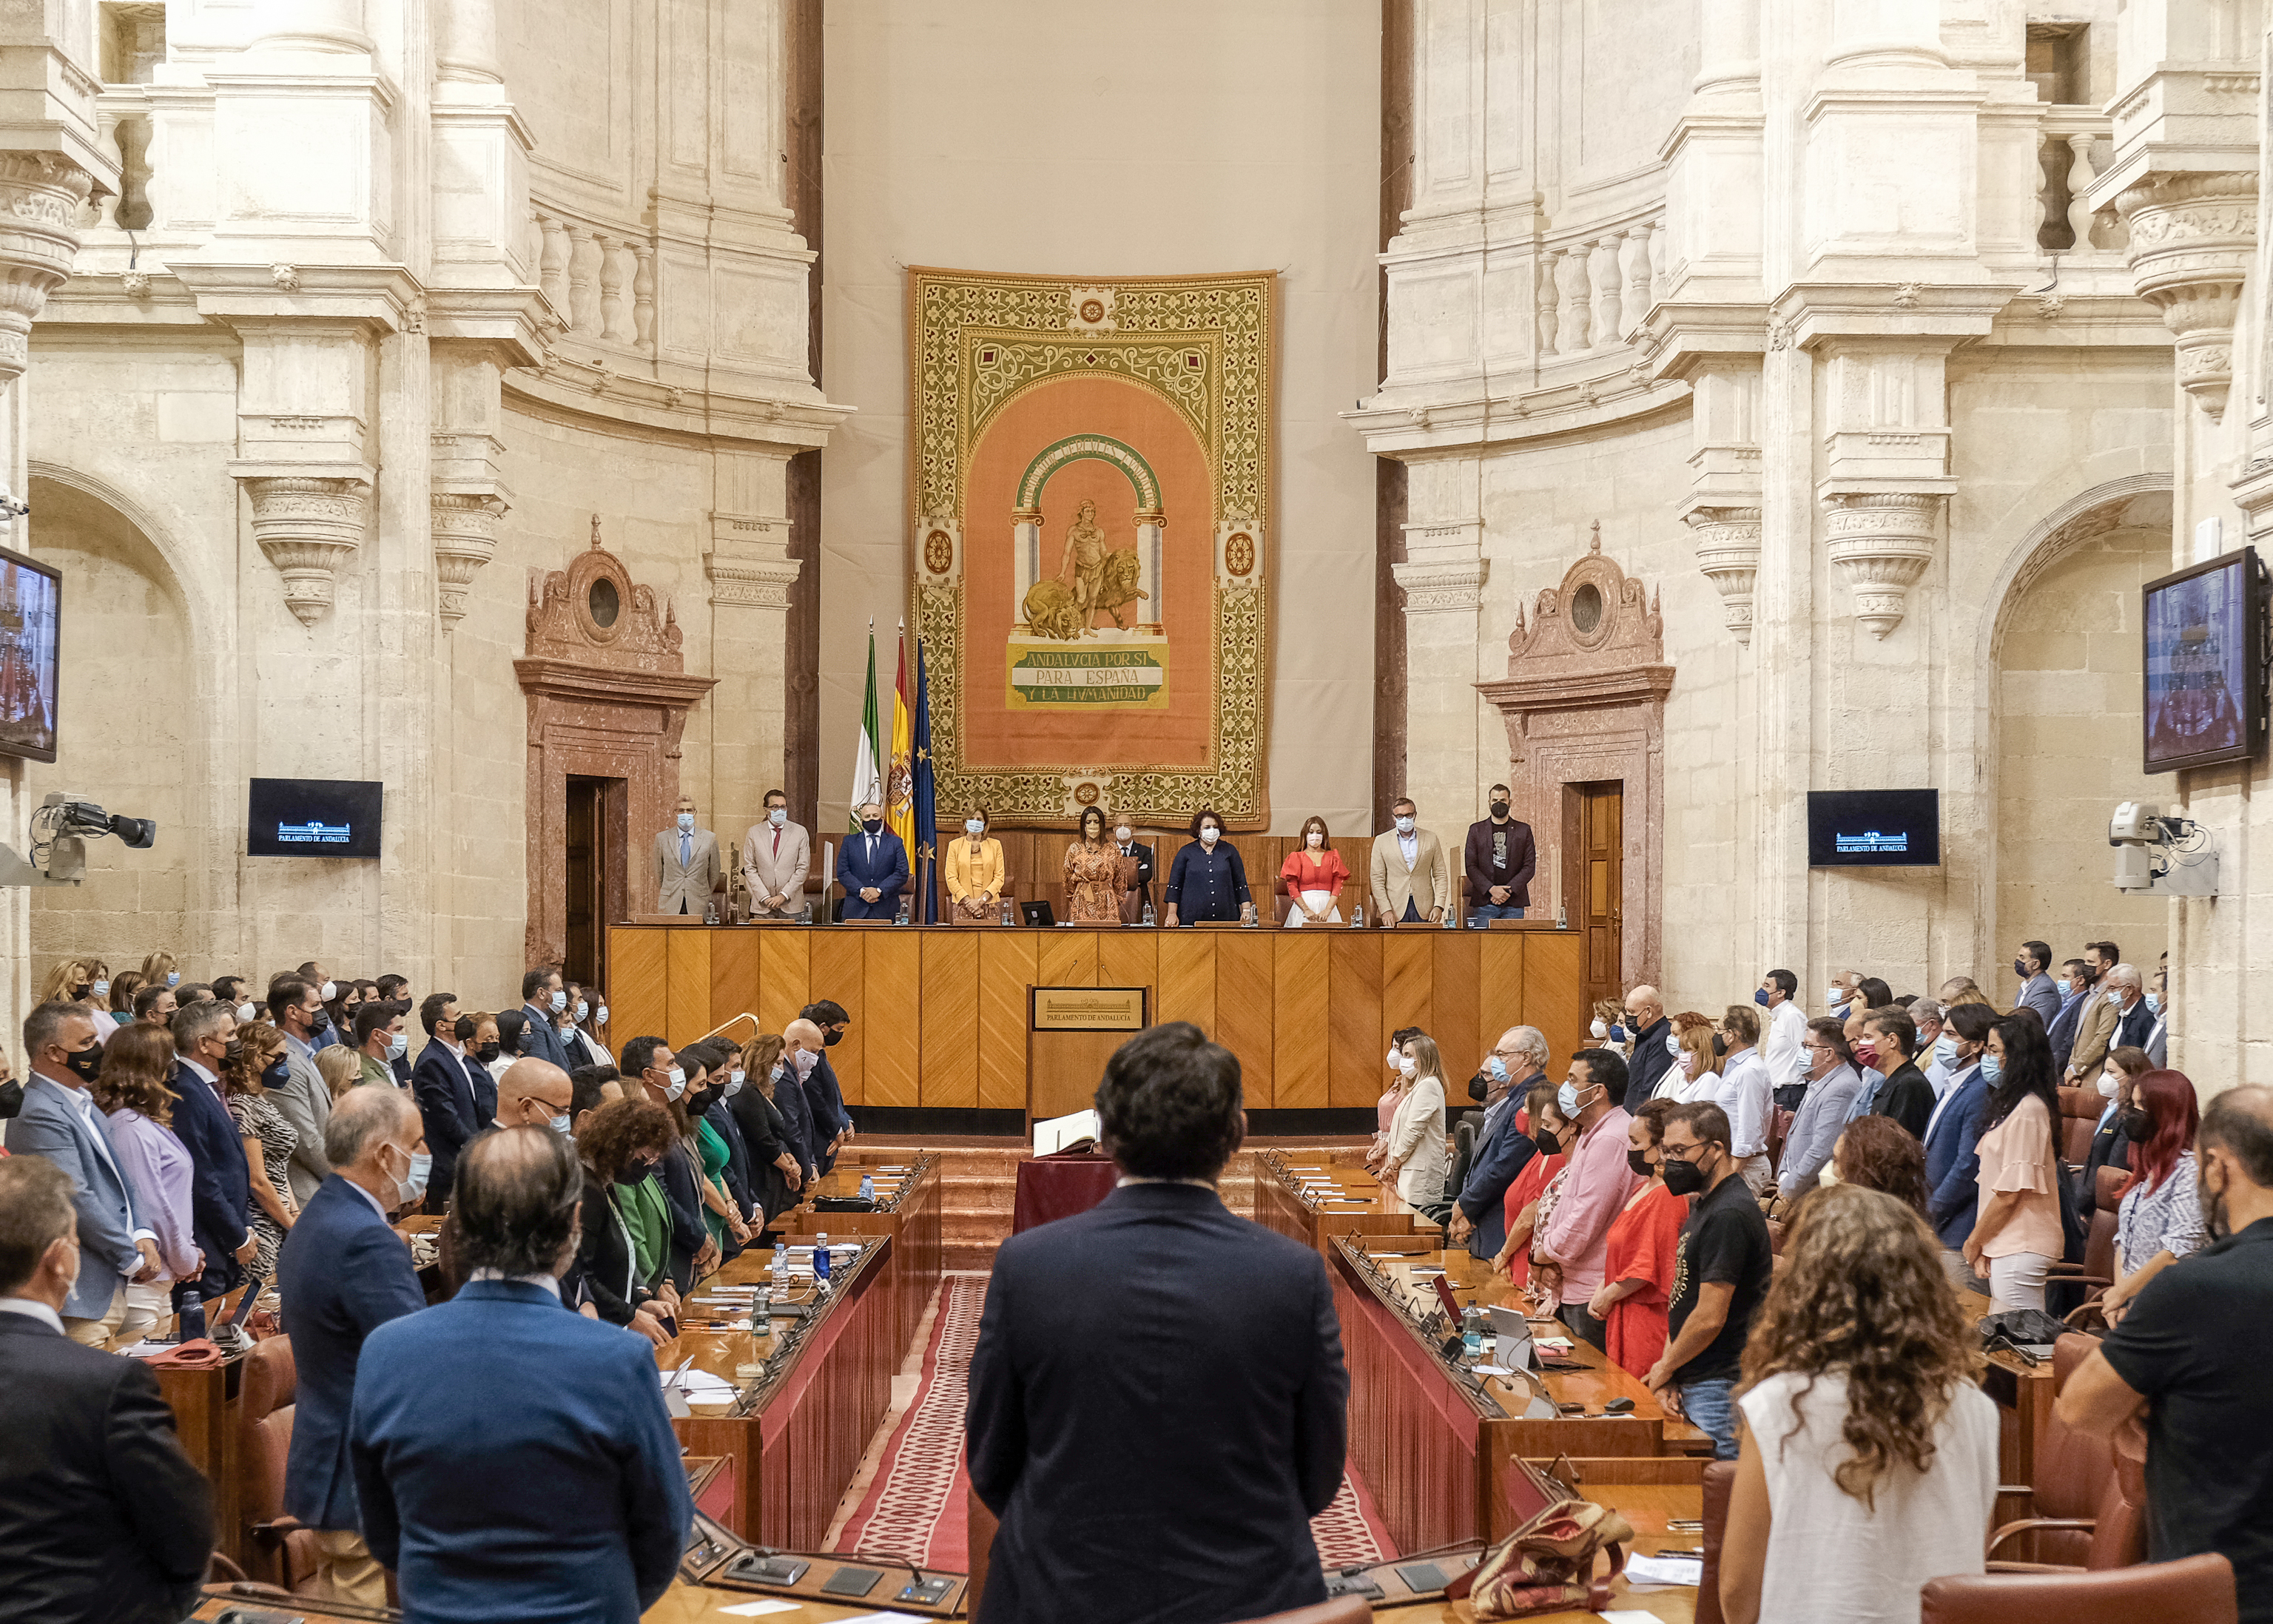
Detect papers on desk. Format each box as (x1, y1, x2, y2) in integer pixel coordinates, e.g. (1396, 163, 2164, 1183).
(662, 1369, 740, 1406)
(1033, 1108, 1100, 1155)
(1597, 1612, 1669, 1623)
(715, 1602, 802, 1617)
(1623, 1554, 1703, 1588)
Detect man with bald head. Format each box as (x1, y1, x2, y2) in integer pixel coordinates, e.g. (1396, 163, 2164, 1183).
(2059, 1085, 2273, 1622)
(778, 1020, 827, 1183)
(1622, 984, 1677, 1102)
(277, 1085, 428, 1607)
(351, 1128, 693, 1622)
(495, 1057, 574, 1135)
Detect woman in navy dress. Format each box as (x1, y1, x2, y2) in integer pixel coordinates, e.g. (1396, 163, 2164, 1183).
(1161, 807, 1254, 926)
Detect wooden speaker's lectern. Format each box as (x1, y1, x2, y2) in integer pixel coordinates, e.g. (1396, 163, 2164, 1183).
(1027, 985, 1149, 1120)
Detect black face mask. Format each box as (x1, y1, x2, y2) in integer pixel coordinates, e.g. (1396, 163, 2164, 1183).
(615, 1160, 656, 1187)
(1532, 1127, 1562, 1156)
(862, 818, 883, 835)
(2118, 1107, 2152, 1142)
(64, 1044, 104, 1084)
(824, 1028, 843, 1048)
(1490, 801, 1510, 818)
(223, 1038, 245, 1065)
(1660, 1155, 1708, 1197)
(307, 1008, 333, 1036)
(477, 1041, 502, 1064)
(0, 1078, 21, 1119)
(1466, 1074, 1489, 1103)
(1626, 1148, 1654, 1179)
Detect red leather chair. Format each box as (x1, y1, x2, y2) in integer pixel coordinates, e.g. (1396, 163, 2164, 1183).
(2055, 1085, 2100, 1166)
(238, 1335, 323, 1592)
(1985, 1333, 2146, 1570)
(1694, 1459, 1736, 1624)
(1922, 1553, 2236, 1624)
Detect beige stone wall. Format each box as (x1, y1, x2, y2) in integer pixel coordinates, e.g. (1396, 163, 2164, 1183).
(818, 0, 1382, 835)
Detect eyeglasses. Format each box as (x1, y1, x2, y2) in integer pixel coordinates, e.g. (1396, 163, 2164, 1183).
(1660, 1139, 1708, 1163)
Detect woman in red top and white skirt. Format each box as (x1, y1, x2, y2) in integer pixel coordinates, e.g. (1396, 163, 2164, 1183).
(1279, 815, 1351, 926)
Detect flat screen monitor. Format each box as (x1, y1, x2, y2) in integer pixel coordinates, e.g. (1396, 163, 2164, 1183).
(2143, 546, 2268, 774)
(1807, 789, 1940, 868)
(0, 542, 60, 764)
(246, 778, 383, 859)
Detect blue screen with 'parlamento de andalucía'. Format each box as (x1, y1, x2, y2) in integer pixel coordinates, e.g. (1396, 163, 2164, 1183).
(247, 778, 383, 859)
(1808, 790, 1939, 867)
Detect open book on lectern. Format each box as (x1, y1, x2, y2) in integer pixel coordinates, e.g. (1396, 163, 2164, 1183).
(1033, 1108, 1100, 1156)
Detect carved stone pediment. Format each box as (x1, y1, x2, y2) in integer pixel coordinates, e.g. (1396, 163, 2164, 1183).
(1483, 524, 1674, 713)
(523, 514, 688, 670)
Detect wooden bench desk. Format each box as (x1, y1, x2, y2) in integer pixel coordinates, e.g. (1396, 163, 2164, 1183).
(773, 1150, 943, 1357)
(1253, 1148, 1427, 1256)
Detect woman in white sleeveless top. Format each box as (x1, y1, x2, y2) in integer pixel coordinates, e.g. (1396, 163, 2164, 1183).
(1720, 1183, 1998, 1624)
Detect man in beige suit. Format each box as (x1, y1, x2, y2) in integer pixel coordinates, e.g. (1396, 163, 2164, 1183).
(1369, 797, 1453, 926)
(2062, 939, 2123, 1084)
(654, 794, 724, 915)
(741, 788, 811, 920)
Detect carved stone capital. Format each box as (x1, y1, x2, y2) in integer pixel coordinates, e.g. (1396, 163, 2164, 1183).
(432, 491, 511, 629)
(0, 152, 97, 382)
(1392, 556, 1490, 615)
(1822, 491, 1940, 640)
(704, 551, 801, 609)
(241, 474, 372, 624)
(2115, 171, 2257, 421)
(1683, 505, 1762, 646)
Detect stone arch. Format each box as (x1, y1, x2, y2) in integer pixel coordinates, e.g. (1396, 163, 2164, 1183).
(1975, 474, 2174, 1004)
(19, 468, 229, 984)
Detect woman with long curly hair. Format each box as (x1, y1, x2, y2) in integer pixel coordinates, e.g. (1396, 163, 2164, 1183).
(1719, 1184, 1997, 1624)
(565, 1096, 680, 1347)
(1830, 1115, 1931, 1220)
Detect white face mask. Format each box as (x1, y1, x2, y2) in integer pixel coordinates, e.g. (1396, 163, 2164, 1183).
(723, 1075, 744, 1099)
(1200, 826, 1219, 845)
(769, 807, 787, 827)
(677, 812, 695, 832)
(1826, 986, 1847, 1007)
(1386, 1046, 1401, 1070)
(2098, 1071, 2120, 1099)
(662, 1065, 686, 1101)
(320, 980, 337, 1002)
(595, 1005, 607, 1025)
(2106, 989, 2124, 1007)
(549, 1113, 572, 1135)
(1665, 1034, 1680, 1058)
(237, 1001, 257, 1023)
(966, 819, 986, 835)
(1398, 1054, 1418, 1077)
(1590, 1019, 1609, 1039)
(1307, 831, 1323, 847)
(1394, 815, 1415, 835)
(574, 1000, 588, 1022)
(1115, 826, 1132, 843)
(1819, 1162, 1842, 1188)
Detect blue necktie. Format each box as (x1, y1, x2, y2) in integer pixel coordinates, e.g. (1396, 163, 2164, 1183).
(680, 832, 690, 868)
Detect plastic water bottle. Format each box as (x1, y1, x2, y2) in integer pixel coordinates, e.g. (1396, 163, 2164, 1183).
(1461, 1305, 1484, 1367)
(1000, 898, 1014, 926)
(178, 1289, 205, 1342)
(1443, 905, 1458, 930)
(1141, 900, 1155, 926)
(858, 1172, 875, 1203)
(813, 1232, 831, 1282)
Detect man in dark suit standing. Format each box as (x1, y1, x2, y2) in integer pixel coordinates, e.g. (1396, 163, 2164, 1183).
(773, 1022, 824, 1188)
(1113, 817, 1156, 922)
(517, 966, 575, 1071)
(412, 993, 483, 1213)
(0, 1156, 214, 1622)
(277, 1085, 430, 1607)
(839, 798, 909, 920)
(1448, 1025, 1547, 1262)
(1464, 784, 1538, 920)
(351, 1128, 692, 1623)
(799, 1000, 856, 1173)
(167, 1003, 256, 1302)
(966, 1021, 1347, 1624)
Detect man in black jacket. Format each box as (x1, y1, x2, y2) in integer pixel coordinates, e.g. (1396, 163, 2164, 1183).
(966, 1021, 1347, 1624)
(1623, 984, 1677, 1102)
(1863, 1007, 1935, 1139)
(0, 1156, 213, 1623)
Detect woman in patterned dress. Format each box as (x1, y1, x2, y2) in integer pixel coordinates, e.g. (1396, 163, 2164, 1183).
(224, 1020, 300, 1281)
(1063, 805, 1125, 923)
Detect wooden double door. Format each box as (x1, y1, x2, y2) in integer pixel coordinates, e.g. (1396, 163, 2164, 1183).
(1571, 782, 1623, 1023)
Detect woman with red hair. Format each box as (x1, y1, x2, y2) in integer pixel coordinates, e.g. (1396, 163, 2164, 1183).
(2098, 1068, 2207, 1324)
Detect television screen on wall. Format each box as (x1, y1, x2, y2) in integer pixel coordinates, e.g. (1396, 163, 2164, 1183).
(247, 778, 384, 859)
(2143, 547, 2268, 774)
(1807, 790, 1941, 868)
(0, 542, 60, 765)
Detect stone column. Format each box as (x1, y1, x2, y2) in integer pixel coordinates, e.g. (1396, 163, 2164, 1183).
(704, 454, 802, 860)
(435, 0, 503, 86)
(1391, 454, 1488, 835)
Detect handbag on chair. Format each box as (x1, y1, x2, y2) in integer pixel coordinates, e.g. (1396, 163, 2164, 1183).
(1449, 1456, 1634, 1620)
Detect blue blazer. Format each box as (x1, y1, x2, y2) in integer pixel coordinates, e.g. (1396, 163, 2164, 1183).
(409, 1045, 482, 1205)
(516, 1007, 575, 1073)
(967, 1182, 1347, 1624)
(1925, 1064, 1990, 1250)
(351, 1280, 692, 1623)
(804, 1051, 851, 1173)
(772, 1059, 821, 1178)
(166, 1061, 251, 1297)
(839, 829, 909, 918)
(1457, 1085, 1539, 1261)
(277, 1177, 426, 1532)
(7, 1077, 149, 1320)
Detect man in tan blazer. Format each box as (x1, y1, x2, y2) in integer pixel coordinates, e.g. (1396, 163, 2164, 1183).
(741, 788, 812, 919)
(654, 794, 724, 914)
(2062, 939, 2123, 1083)
(1369, 797, 1453, 926)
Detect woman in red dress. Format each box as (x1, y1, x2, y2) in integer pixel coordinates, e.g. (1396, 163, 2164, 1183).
(1493, 1083, 1569, 1300)
(1590, 1098, 1689, 1379)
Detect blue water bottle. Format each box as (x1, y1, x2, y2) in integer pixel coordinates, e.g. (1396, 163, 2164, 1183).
(178, 1289, 206, 1342)
(813, 1232, 831, 1283)
(1461, 1306, 1484, 1367)
(858, 1172, 875, 1202)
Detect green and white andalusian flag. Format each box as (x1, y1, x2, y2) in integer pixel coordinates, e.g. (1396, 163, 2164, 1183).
(848, 621, 883, 833)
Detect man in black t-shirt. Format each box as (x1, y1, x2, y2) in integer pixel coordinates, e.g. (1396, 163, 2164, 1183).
(1644, 1101, 1773, 1460)
(2058, 1085, 2273, 1624)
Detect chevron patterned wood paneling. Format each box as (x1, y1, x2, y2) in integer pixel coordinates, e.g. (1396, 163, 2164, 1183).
(1271, 931, 1331, 1108)
(919, 933, 980, 1109)
(862, 933, 923, 1108)
(1328, 934, 1383, 1108)
(808, 933, 866, 1103)
(977, 933, 1040, 1110)
(1215, 933, 1276, 1106)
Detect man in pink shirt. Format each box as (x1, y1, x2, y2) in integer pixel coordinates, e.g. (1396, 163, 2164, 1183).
(1538, 1048, 1639, 1350)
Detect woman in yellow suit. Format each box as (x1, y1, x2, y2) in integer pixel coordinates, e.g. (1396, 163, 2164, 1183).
(946, 806, 1008, 922)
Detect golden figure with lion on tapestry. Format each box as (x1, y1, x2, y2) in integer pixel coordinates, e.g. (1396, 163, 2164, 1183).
(1023, 499, 1149, 641)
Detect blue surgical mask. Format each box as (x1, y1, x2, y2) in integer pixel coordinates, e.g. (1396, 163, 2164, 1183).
(550, 1113, 572, 1135)
(166, 971, 180, 988)
(724, 1072, 744, 1099)
(966, 819, 986, 835)
(549, 989, 568, 1014)
(1485, 1055, 1510, 1084)
(90, 979, 110, 1000)
(769, 808, 787, 827)
(1557, 1080, 1586, 1116)
(677, 812, 695, 833)
(387, 1032, 408, 1061)
(2146, 991, 2161, 1014)
(1754, 988, 1770, 1007)
(1980, 1054, 2003, 1085)
(1933, 1034, 1959, 1068)
(574, 1000, 588, 1022)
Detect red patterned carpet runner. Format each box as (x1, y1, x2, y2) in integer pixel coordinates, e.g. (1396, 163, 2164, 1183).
(832, 1276, 1398, 1571)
